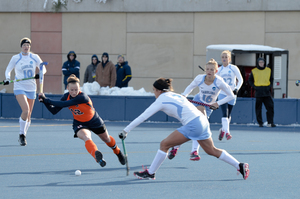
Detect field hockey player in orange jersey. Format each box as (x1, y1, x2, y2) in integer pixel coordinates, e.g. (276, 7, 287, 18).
(38, 74, 126, 167)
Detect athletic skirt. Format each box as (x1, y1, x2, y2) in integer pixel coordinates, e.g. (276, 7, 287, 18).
(177, 116, 211, 141)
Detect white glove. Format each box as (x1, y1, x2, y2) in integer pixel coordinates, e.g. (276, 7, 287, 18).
(119, 130, 128, 140)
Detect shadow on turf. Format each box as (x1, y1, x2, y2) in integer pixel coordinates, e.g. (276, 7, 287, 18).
(10, 177, 242, 188)
(0, 145, 20, 148)
(0, 165, 162, 176)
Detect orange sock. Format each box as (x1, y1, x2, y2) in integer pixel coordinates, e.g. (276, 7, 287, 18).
(85, 139, 98, 158)
(106, 136, 120, 154)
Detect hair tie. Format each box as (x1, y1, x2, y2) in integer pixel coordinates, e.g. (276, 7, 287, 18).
(68, 80, 79, 84)
(153, 81, 169, 91)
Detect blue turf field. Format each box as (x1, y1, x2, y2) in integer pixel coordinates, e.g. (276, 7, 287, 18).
(0, 119, 299, 199)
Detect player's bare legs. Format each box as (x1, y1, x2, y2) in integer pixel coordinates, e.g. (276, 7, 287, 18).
(160, 130, 190, 152)
(135, 130, 189, 180)
(168, 106, 204, 160)
(16, 94, 30, 121)
(198, 137, 222, 157)
(97, 130, 125, 165)
(77, 129, 106, 167)
(198, 138, 249, 180)
(15, 95, 35, 146)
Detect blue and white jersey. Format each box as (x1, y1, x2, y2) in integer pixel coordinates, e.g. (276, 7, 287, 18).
(5, 52, 46, 92)
(216, 64, 243, 95)
(124, 92, 206, 133)
(182, 74, 234, 106)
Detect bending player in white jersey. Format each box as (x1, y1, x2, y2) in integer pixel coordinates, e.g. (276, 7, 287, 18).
(3, 37, 47, 146)
(216, 50, 243, 141)
(118, 77, 249, 180)
(168, 58, 235, 161)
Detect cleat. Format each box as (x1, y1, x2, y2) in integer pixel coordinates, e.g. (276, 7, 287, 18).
(226, 133, 232, 140)
(95, 150, 106, 167)
(190, 151, 200, 161)
(19, 134, 27, 146)
(259, 123, 264, 127)
(218, 128, 225, 141)
(134, 169, 155, 180)
(168, 147, 178, 160)
(267, 123, 276, 127)
(238, 163, 250, 180)
(116, 151, 126, 165)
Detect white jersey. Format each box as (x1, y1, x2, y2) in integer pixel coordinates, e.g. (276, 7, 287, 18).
(5, 52, 46, 92)
(182, 74, 234, 106)
(124, 92, 206, 133)
(216, 64, 243, 95)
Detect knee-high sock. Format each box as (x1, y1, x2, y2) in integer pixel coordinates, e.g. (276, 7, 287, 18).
(19, 117, 26, 135)
(218, 150, 239, 170)
(148, 149, 167, 174)
(191, 140, 200, 152)
(221, 117, 229, 133)
(24, 121, 31, 136)
(85, 140, 98, 159)
(106, 136, 120, 154)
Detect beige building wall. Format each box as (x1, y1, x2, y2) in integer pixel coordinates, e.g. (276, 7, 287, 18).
(0, 11, 299, 98)
(265, 11, 300, 97)
(0, 13, 31, 93)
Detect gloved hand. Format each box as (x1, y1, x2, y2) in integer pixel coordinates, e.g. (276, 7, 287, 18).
(38, 94, 46, 102)
(209, 105, 218, 110)
(233, 89, 238, 95)
(3, 79, 10, 85)
(119, 130, 128, 140)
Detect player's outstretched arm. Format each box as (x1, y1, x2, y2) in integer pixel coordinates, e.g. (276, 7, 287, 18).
(38, 94, 62, 115)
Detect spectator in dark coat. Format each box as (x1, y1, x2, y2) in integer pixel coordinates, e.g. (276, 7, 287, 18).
(115, 55, 132, 88)
(62, 51, 80, 89)
(84, 54, 100, 83)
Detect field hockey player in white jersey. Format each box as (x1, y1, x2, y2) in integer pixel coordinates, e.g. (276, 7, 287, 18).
(168, 58, 235, 161)
(3, 37, 47, 146)
(216, 50, 243, 141)
(118, 77, 249, 180)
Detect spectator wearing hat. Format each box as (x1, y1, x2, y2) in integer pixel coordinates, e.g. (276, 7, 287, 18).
(84, 54, 100, 83)
(62, 51, 80, 89)
(95, 52, 116, 88)
(248, 57, 276, 127)
(115, 55, 132, 88)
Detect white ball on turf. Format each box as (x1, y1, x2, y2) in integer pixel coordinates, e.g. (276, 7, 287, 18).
(75, 170, 81, 176)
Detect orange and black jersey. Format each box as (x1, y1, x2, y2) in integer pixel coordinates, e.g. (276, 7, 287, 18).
(43, 92, 99, 123)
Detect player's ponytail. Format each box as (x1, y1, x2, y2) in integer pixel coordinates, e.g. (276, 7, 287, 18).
(153, 78, 174, 92)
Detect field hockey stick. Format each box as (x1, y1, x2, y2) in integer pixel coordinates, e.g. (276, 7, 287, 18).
(198, 65, 205, 71)
(0, 74, 40, 85)
(121, 139, 130, 176)
(296, 80, 300, 86)
(188, 99, 218, 110)
(39, 62, 49, 93)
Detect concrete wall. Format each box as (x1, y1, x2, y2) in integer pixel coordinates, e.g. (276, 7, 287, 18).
(1, 0, 300, 12)
(0, 0, 299, 98)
